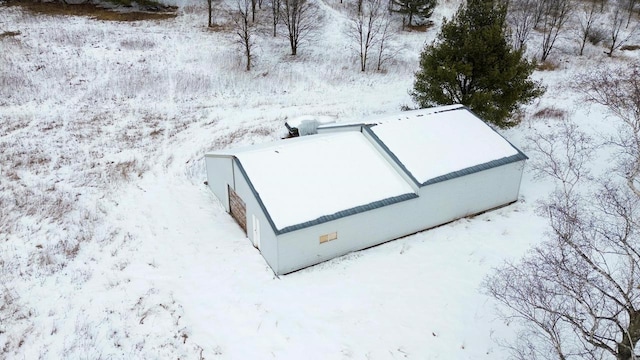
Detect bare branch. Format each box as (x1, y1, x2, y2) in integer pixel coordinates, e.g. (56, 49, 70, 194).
(281, 0, 318, 55)
(230, 0, 256, 71)
(346, 0, 393, 72)
(573, 63, 640, 197)
(526, 117, 595, 197)
(486, 70, 640, 358)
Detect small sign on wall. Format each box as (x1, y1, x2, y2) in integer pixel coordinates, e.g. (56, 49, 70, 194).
(320, 232, 338, 244)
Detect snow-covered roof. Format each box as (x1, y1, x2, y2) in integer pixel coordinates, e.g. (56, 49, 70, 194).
(209, 106, 526, 234)
(364, 104, 465, 125)
(368, 107, 526, 185)
(222, 132, 417, 232)
(317, 104, 465, 130)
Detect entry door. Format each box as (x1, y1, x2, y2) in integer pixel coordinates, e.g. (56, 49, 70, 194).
(252, 214, 261, 249)
(228, 185, 247, 233)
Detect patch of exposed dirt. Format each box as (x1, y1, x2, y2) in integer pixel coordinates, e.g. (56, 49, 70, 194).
(0, 30, 21, 39)
(3, 0, 177, 21)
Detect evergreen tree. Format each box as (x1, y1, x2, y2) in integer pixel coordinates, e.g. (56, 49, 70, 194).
(392, 0, 437, 27)
(411, 0, 544, 128)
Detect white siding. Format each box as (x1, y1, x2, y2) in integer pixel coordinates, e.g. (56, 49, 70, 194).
(205, 155, 279, 273)
(276, 198, 423, 274)
(275, 160, 525, 275)
(205, 155, 234, 212)
(231, 163, 279, 273)
(416, 160, 525, 223)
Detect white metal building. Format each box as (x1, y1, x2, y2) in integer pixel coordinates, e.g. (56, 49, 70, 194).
(204, 105, 527, 275)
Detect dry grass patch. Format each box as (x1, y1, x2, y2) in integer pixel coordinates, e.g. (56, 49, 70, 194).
(210, 126, 274, 150)
(0, 30, 20, 39)
(537, 60, 559, 71)
(119, 38, 156, 50)
(405, 21, 435, 32)
(4, 0, 177, 21)
(106, 159, 150, 181)
(532, 106, 566, 120)
(205, 23, 235, 32)
(621, 44, 640, 51)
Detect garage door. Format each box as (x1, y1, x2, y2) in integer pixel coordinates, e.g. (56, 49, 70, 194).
(228, 185, 247, 233)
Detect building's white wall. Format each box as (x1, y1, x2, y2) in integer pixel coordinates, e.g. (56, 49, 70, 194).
(205, 156, 234, 212)
(206, 155, 279, 272)
(276, 198, 423, 274)
(413, 160, 525, 227)
(275, 160, 525, 275)
(231, 164, 279, 273)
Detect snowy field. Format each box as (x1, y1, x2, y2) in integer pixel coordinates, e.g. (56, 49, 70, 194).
(1, 0, 639, 358)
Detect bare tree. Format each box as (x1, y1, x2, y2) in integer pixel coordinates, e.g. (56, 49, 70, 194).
(487, 181, 640, 360)
(575, 0, 602, 55)
(231, 0, 256, 71)
(533, 0, 550, 28)
(598, 0, 608, 12)
(604, 0, 639, 57)
(484, 119, 597, 360)
(347, 0, 388, 72)
(539, 0, 573, 61)
(485, 62, 640, 360)
(251, 0, 257, 22)
(485, 231, 587, 360)
(374, 9, 395, 71)
(575, 63, 640, 197)
(207, 0, 217, 27)
(346, 0, 395, 71)
(281, 0, 317, 55)
(624, 0, 638, 27)
(270, 0, 280, 37)
(507, 0, 538, 51)
(526, 118, 595, 196)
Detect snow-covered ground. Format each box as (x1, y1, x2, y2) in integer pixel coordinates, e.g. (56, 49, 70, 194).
(1, 0, 639, 358)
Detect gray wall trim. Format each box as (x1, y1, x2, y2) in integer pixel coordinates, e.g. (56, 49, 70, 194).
(275, 193, 419, 235)
(421, 154, 528, 186)
(205, 153, 235, 159)
(317, 123, 365, 132)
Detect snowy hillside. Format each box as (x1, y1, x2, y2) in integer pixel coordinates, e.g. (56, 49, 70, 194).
(1, 0, 639, 358)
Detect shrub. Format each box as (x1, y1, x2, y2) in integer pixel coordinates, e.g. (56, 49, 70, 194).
(412, 0, 544, 128)
(587, 27, 606, 45)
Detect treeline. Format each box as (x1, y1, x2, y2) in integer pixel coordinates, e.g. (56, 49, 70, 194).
(208, 0, 437, 70)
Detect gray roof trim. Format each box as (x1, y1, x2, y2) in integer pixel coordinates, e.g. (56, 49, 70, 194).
(275, 192, 419, 235)
(234, 157, 419, 236)
(361, 126, 422, 188)
(421, 152, 528, 186)
(363, 105, 529, 188)
(318, 105, 465, 131)
(204, 153, 235, 159)
(232, 157, 281, 235)
(431, 105, 466, 115)
(317, 123, 365, 131)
